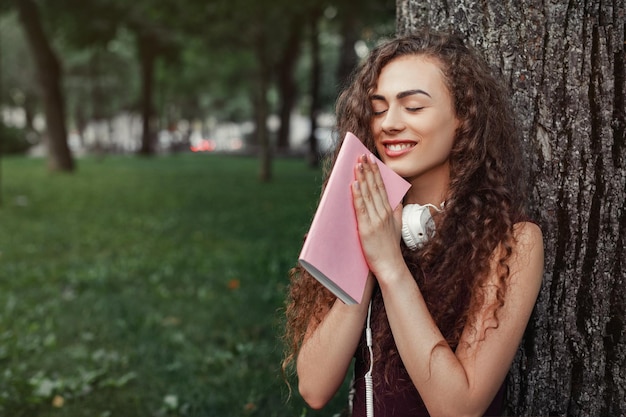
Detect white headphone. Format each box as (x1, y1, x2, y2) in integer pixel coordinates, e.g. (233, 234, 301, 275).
(401, 202, 443, 250)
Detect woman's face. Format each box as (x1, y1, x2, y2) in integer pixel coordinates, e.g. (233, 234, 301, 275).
(370, 55, 459, 198)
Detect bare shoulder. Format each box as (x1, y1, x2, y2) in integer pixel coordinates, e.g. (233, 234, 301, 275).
(513, 221, 543, 247)
(510, 221, 544, 288)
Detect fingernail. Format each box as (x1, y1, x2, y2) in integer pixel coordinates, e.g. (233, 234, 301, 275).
(369, 153, 376, 163)
(353, 181, 359, 190)
(358, 162, 364, 171)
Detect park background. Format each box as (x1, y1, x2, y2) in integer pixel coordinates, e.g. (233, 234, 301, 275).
(1, 1, 624, 417)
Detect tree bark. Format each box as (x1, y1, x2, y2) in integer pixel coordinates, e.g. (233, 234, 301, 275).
(336, 6, 360, 89)
(137, 31, 157, 156)
(14, 0, 74, 172)
(276, 17, 303, 153)
(307, 11, 322, 168)
(255, 32, 272, 182)
(396, 1, 625, 416)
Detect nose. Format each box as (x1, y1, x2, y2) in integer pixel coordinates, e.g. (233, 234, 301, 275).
(380, 105, 405, 134)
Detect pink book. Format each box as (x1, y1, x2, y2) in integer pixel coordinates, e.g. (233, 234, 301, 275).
(298, 132, 411, 304)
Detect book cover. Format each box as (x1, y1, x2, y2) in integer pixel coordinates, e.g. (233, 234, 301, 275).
(298, 132, 411, 305)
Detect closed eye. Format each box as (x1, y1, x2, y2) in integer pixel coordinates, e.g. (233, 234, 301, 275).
(406, 107, 424, 112)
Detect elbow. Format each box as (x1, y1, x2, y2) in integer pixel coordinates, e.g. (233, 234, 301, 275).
(298, 381, 331, 410)
(296, 358, 339, 410)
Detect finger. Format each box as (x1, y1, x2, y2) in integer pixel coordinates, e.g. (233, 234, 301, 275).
(351, 177, 373, 230)
(368, 154, 390, 206)
(354, 158, 377, 220)
(360, 154, 392, 216)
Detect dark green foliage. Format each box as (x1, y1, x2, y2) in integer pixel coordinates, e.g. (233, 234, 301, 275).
(0, 122, 33, 154)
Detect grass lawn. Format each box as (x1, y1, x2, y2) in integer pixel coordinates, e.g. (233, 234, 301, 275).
(0, 153, 350, 417)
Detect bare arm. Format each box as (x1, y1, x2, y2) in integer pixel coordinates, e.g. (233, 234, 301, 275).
(352, 155, 544, 417)
(296, 276, 375, 409)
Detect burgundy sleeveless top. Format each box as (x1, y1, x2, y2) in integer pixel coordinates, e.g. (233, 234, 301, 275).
(350, 334, 505, 417)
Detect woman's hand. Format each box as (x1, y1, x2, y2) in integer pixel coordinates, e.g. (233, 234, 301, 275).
(351, 153, 405, 279)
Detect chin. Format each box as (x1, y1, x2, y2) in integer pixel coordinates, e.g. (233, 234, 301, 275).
(381, 159, 410, 175)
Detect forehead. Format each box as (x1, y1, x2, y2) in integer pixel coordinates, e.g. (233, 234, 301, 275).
(374, 55, 449, 95)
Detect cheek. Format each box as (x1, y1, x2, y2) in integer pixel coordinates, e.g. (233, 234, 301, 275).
(431, 116, 457, 147)
(422, 122, 456, 159)
(374, 142, 386, 161)
(371, 121, 385, 151)
(431, 137, 455, 160)
(370, 118, 381, 135)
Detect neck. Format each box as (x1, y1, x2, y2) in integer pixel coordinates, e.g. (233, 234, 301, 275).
(404, 172, 449, 207)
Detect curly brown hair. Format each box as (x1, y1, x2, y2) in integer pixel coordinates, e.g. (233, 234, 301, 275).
(282, 28, 527, 389)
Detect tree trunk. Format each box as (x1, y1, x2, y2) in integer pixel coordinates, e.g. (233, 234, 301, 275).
(397, 1, 625, 416)
(137, 32, 157, 156)
(255, 33, 272, 182)
(276, 17, 303, 153)
(336, 8, 360, 88)
(15, 0, 74, 172)
(307, 11, 322, 168)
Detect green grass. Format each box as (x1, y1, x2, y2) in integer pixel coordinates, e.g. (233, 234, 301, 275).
(0, 153, 350, 417)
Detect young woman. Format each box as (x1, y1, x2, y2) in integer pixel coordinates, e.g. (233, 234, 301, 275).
(283, 29, 544, 417)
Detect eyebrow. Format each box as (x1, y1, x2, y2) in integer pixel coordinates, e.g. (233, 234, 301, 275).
(370, 89, 432, 101)
(398, 89, 431, 98)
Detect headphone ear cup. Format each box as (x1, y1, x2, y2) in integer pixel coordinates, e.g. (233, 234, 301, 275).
(401, 204, 423, 250)
(401, 204, 437, 250)
(401, 220, 418, 249)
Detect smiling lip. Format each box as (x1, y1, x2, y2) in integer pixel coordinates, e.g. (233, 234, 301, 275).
(382, 140, 417, 157)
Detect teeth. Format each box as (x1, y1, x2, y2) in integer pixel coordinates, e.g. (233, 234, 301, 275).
(386, 143, 414, 151)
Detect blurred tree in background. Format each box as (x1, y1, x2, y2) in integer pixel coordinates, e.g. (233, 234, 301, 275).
(0, 0, 395, 178)
(12, 0, 74, 171)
